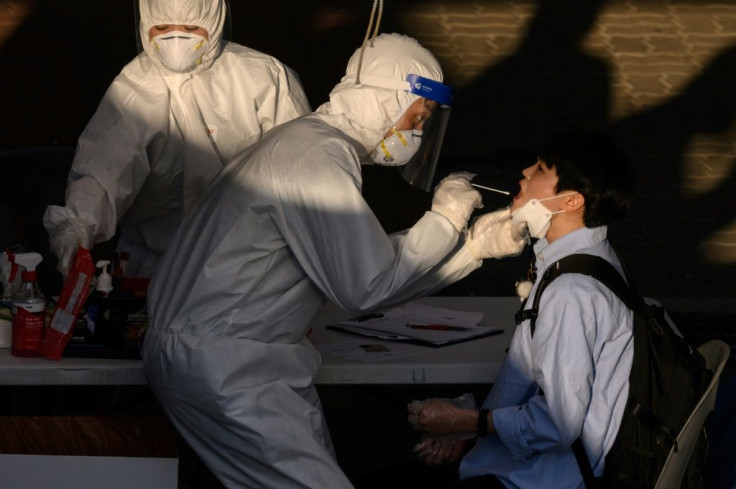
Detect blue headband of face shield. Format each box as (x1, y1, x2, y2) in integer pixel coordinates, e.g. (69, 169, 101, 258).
(350, 73, 453, 106)
(405, 74, 453, 107)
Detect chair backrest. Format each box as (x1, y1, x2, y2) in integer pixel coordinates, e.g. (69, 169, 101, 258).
(654, 339, 731, 489)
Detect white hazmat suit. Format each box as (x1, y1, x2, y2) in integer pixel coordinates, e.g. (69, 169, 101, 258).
(143, 33, 522, 488)
(43, 0, 310, 277)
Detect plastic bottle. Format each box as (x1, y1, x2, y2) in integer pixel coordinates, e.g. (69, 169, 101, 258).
(41, 247, 95, 360)
(114, 250, 130, 277)
(95, 260, 114, 297)
(11, 252, 45, 357)
(0, 251, 21, 348)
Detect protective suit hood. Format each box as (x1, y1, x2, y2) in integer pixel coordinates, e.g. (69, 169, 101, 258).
(315, 33, 443, 157)
(139, 0, 226, 75)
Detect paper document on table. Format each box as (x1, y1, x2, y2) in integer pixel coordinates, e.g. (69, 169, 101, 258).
(326, 301, 502, 347)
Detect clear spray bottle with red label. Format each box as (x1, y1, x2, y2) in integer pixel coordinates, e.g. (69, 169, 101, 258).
(11, 252, 44, 357)
(0, 250, 22, 348)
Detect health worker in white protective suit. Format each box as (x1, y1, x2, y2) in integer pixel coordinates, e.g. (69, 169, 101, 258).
(143, 33, 528, 489)
(42, 0, 310, 278)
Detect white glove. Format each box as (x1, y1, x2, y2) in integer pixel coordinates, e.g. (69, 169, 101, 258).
(49, 217, 93, 276)
(465, 208, 528, 260)
(431, 172, 483, 232)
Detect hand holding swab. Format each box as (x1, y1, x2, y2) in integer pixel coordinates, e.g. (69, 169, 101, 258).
(471, 183, 510, 195)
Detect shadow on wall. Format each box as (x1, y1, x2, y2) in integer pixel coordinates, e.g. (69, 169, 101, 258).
(0, 0, 735, 298)
(401, 0, 736, 299)
(609, 46, 736, 297)
(431, 0, 614, 296)
(236, 0, 736, 299)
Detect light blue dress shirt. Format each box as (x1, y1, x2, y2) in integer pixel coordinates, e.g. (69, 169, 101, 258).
(459, 226, 635, 489)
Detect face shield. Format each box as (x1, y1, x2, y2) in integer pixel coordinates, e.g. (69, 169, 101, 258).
(398, 74, 453, 191)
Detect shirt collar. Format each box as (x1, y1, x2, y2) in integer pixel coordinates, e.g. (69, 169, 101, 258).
(532, 226, 608, 275)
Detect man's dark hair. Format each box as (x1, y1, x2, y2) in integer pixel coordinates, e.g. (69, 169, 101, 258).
(539, 128, 634, 228)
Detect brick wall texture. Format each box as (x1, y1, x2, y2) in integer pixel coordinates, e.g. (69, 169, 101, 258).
(1, 0, 734, 302)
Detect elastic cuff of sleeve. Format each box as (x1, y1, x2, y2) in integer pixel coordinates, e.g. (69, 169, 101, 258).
(493, 405, 534, 460)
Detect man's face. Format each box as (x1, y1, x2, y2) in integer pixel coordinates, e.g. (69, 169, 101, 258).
(510, 159, 560, 212)
(385, 97, 437, 137)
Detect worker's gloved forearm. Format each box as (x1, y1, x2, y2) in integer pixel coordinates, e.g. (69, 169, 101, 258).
(49, 217, 93, 276)
(431, 172, 483, 233)
(465, 208, 528, 260)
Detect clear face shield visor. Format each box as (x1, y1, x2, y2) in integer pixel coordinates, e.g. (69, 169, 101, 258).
(398, 74, 453, 191)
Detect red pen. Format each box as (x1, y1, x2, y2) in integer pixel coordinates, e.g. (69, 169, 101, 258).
(405, 323, 472, 331)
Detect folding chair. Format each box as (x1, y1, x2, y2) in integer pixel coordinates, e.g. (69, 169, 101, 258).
(654, 339, 731, 489)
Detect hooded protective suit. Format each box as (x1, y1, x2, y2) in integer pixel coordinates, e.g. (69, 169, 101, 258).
(42, 0, 310, 277)
(143, 34, 483, 488)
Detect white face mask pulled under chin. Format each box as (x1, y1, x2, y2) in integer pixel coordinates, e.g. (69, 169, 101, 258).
(369, 128, 423, 166)
(152, 32, 209, 73)
(511, 193, 578, 239)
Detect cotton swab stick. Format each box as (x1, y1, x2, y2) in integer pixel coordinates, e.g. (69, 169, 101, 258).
(471, 183, 510, 195)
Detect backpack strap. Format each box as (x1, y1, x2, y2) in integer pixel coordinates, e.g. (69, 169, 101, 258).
(516, 253, 646, 337)
(516, 253, 642, 489)
(572, 438, 598, 489)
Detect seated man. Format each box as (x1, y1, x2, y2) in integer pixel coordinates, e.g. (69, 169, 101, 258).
(408, 128, 636, 489)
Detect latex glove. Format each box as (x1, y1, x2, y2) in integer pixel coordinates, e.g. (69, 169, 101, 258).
(408, 398, 476, 436)
(413, 437, 470, 466)
(465, 208, 528, 260)
(49, 217, 93, 276)
(431, 172, 483, 232)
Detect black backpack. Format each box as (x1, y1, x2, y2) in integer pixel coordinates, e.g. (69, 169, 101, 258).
(514, 253, 712, 489)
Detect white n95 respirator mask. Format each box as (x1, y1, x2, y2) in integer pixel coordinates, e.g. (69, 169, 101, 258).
(511, 193, 578, 239)
(152, 32, 209, 73)
(370, 128, 423, 166)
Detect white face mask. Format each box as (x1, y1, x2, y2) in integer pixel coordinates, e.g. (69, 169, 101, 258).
(370, 128, 423, 166)
(152, 32, 209, 73)
(511, 193, 577, 239)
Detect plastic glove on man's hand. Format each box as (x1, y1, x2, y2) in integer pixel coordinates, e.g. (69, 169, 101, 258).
(431, 172, 483, 233)
(408, 398, 476, 436)
(49, 218, 93, 276)
(465, 208, 528, 260)
(413, 437, 470, 466)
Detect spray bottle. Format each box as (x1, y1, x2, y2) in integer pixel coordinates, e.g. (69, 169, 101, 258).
(95, 260, 113, 297)
(1, 250, 22, 301)
(11, 252, 44, 357)
(40, 247, 95, 360)
(0, 250, 21, 348)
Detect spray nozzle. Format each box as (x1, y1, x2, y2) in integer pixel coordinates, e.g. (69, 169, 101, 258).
(1, 250, 17, 283)
(95, 260, 113, 294)
(14, 252, 43, 282)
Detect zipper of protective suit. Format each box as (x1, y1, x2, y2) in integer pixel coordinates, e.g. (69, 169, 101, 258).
(166, 74, 224, 215)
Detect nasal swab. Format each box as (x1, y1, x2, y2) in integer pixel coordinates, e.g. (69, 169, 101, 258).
(471, 183, 510, 195)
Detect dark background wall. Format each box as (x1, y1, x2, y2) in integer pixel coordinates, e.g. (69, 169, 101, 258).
(0, 0, 735, 307)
